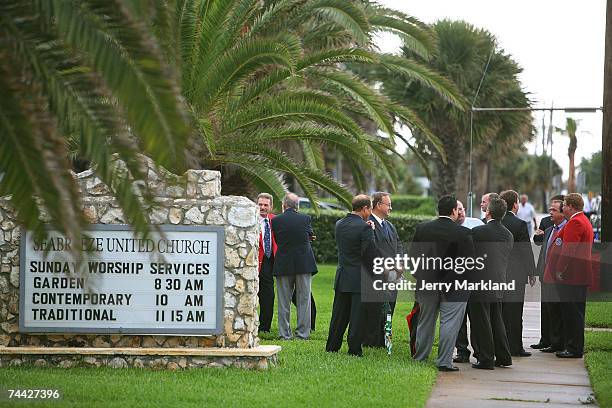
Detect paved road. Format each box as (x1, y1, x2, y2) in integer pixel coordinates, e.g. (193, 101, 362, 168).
(425, 291, 596, 407)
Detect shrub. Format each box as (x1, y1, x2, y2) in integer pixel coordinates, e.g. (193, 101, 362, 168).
(389, 195, 436, 215)
(303, 210, 433, 264)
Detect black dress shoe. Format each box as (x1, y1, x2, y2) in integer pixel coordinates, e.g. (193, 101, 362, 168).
(453, 356, 470, 363)
(530, 343, 550, 349)
(494, 361, 512, 367)
(472, 362, 494, 370)
(541, 346, 562, 353)
(438, 365, 460, 372)
(511, 350, 532, 357)
(555, 350, 583, 358)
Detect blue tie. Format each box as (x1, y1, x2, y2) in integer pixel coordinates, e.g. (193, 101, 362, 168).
(382, 220, 392, 240)
(264, 218, 272, 258)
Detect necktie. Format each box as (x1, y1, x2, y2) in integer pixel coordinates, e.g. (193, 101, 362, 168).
(546, 225, 560, 252)
(382, 220, 392, 240)
(264, 218, 272, 258)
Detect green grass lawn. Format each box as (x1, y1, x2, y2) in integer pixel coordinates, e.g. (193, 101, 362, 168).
(584, 301, 612, 407)
(585, 331, 612, 408)
(586, 301, 612, 328)
(0, 264, 437, 408)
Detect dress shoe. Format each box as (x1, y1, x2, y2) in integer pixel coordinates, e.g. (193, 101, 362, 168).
(453, 356, 470, 363)
(555, 350, 583, 358)
(511, 350, 532, 357)
(472, 362, 494, 370)
(541, 346, 562, 353)
(438, 365, 460, 372)
(494, 361, 512, 367)
(530, 343, 550, 349)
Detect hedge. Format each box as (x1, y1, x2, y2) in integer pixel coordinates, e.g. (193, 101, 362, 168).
(389, 195, 436, 215)
(321, 195, 436, 216)
(302, 209, 433, 264)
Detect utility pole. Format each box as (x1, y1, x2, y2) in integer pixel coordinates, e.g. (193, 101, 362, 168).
(602, 0, 612, 289)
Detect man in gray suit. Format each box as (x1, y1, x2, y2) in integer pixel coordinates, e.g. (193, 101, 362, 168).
(272, 193, 318, 340)
(411, 195, 475, 371)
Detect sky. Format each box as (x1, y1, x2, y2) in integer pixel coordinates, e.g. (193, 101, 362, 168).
(376, 0, 605, 181)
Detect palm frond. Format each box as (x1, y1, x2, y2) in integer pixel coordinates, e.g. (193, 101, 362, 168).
(379, 54, 467, 110)
(37, 0, 191, 172)
(309, 69, 394, 135)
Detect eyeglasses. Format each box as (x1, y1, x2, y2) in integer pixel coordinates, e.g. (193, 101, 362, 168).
(379, 202, 392, 208)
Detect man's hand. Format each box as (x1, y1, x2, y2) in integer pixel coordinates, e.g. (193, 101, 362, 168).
(555, 271, 564, 281)
(529, 276, 537, 287)
(309, 235, 317, 241)
(534, 229, 544, 236)
(366, 220, 375, 230)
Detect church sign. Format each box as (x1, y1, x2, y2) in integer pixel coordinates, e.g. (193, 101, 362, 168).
(19, 225, 224, 335)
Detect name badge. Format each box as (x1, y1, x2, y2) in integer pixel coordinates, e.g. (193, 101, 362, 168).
(555, 237, 562, 246)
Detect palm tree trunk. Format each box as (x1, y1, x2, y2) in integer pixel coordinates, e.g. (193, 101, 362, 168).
(568, 151, 576, 192)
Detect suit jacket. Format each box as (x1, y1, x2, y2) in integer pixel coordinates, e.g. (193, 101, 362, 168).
(501, 211, 536, 284)
(369, 215, 403, 274)
(258, 213, 278, 272)
(409, 217, 475, 302)
(535, 224, 562, 277)
(533, 216, 554, 245)
(543, 212, 593, 286)
(271, 209, 317, 276)
(334, 213, 378, 293)
(471, 220, 513, 301)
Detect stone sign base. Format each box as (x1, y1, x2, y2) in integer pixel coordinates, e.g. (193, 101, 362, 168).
(0, 345, 280, 370)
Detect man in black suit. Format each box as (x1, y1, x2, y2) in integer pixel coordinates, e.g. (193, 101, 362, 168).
(468, 197, 514, 369)
(272, 193, 318, 340)
(411, 195, 475, 371)
(361, 192, 403, 347)
(499, 190, 537, 357)
(536, 197, 568, 353)
(326, 195, 378, 356)
(531, 194, 564, 350)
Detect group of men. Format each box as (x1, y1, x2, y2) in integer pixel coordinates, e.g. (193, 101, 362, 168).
(257, 191, 403, 353)
(257, 192, 317, 340)
(415, 191, 593, 371)
(255, 189, 594, 370)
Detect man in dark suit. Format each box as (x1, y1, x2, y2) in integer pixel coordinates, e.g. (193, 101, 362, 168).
(361, 192, 403, 347)
(326, 195, 378, 356)
(536, 197, 567, 353)
(544, 193, 594, 358)
(411, 195, 475, 371)
(499, 190, 537, 357)
(531, 194, 564, 349)
(256, 193, 278, 333)
(468, 197, 513, 369)
(272, 193, 318, 340)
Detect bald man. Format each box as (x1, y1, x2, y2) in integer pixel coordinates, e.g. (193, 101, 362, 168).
(272, 193, 318, 340)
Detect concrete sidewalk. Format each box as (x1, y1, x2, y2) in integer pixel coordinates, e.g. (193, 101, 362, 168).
(425, 301, 597, 408)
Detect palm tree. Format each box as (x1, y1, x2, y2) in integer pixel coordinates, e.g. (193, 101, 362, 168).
(154, 0, 464, 208)
(1, 1, 191, 243)
(555, 117, 579, 192)
(374, 20, 532, 199)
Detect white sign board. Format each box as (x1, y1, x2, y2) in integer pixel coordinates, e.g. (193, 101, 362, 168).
(19, 225, 224, 335)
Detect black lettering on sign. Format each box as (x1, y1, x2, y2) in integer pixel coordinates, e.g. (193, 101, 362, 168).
(186, 310, 205, 322)
(184, 294, 204, 307)
(185, 279, 203, 291)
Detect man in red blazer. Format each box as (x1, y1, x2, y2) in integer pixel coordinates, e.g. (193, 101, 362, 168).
(257, 193, 277, 333)
(543, 193, 593, 358)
